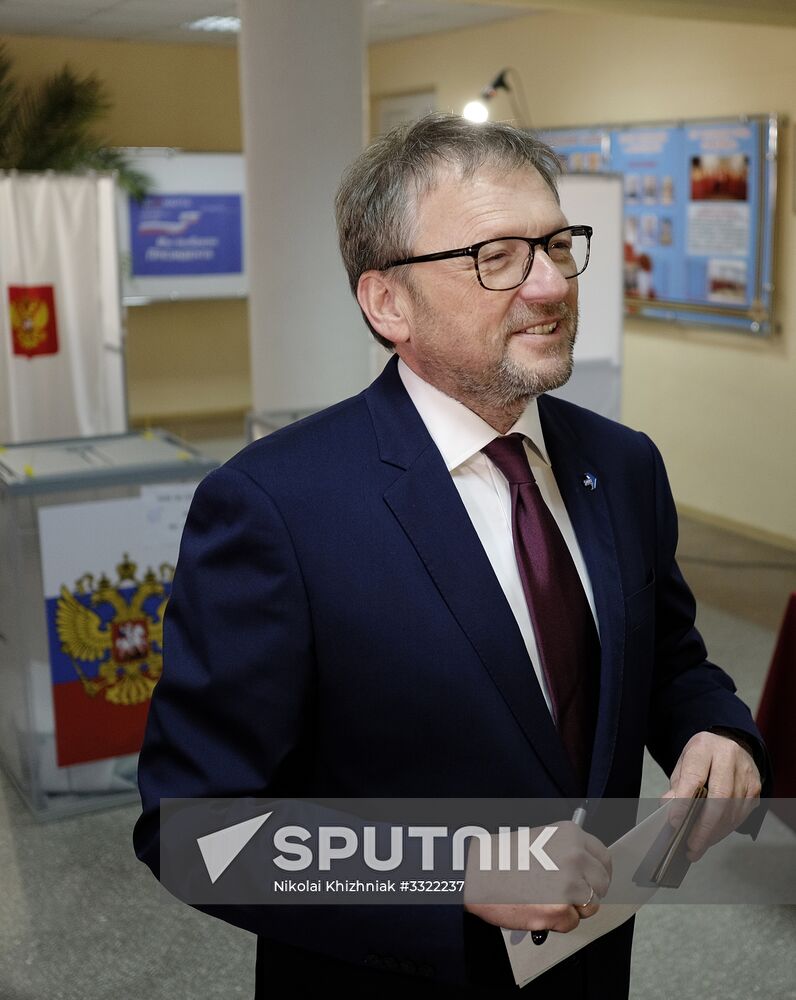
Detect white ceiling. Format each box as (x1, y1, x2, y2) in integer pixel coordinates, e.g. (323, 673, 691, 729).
(0, 0, 531, 46)
(1, 0, 791, 47)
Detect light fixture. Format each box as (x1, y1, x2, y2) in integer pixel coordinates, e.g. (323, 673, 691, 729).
(462, 67, 530, 127)
(480, 69, 509, 100)
(184, 15, 241, 33)
(463, 101, 489, 123)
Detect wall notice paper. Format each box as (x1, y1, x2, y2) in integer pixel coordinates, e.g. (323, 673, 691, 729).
(502, 805, 676, 987)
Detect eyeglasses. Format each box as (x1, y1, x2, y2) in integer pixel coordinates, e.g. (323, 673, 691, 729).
(383, 224, 592, 291)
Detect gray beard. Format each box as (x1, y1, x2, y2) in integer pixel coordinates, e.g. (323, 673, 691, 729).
(444, 305, 578, 410)
(458, 334, 575, 406)
(403, 275, 578, 416)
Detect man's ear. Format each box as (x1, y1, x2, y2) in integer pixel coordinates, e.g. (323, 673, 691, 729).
(357, 271, 412, 347)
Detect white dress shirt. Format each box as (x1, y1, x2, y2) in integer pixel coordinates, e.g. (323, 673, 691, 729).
(398, 358, 599, 718)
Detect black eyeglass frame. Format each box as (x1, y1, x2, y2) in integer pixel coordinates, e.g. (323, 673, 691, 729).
(383, 224, 593, 291)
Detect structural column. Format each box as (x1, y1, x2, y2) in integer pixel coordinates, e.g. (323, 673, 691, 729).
(239, 0, 368, 414)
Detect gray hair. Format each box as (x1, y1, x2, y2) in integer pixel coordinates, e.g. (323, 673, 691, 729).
(335, 111, 563, 348)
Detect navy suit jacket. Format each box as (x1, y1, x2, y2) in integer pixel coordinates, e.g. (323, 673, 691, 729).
(134, 355, 763, 996)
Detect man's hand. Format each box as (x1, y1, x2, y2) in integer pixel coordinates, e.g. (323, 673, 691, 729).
(662, 730, 762, 860)
(463, 820, 611, 933)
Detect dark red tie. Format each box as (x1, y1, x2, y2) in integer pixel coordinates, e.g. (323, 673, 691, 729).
(482, 433, 600, 791)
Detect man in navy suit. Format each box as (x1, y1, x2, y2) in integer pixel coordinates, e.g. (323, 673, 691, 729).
(134, 114, 764, 997)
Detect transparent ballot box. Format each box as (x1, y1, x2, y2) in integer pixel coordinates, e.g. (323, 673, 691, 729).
(0, 431, 217, 819)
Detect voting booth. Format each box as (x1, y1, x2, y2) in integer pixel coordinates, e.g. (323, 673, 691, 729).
(0, 430, 217, 819)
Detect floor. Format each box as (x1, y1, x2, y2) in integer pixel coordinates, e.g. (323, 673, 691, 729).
(0, 436, 794, 999)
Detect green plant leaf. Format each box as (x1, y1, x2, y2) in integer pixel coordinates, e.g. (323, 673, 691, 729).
(0, 49, 151, 196)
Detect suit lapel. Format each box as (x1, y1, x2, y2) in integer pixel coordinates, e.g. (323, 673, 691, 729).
(366, 359, 580, 797)
(538, 395, 626, 798)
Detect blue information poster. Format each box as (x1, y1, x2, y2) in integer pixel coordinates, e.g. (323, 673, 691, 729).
(538, 129, 608, 174)
(540, 117, 777, 334)
(129, 194, 243, 276)
(611, 126, 683, 304)
(681, 123, 757, 310)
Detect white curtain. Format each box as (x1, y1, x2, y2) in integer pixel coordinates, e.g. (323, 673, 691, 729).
(0, 173, 127, 443)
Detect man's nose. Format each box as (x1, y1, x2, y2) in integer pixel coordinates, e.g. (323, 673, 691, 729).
(516, 251, 571, 301)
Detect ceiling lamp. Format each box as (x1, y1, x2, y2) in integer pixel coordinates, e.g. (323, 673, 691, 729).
(462, 68, 530, 127)
(184, 16, 241, 33)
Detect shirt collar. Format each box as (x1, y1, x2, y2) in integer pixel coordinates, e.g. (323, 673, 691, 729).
(397, 358, 551, 472)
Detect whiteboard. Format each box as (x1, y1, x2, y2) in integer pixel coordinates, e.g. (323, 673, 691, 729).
(558, 173, 624, 365)
(117, 149, 246, 304)
(551, 173, 624, 420)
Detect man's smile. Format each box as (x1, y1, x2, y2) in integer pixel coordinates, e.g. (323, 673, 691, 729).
(514, 320, 561, 337)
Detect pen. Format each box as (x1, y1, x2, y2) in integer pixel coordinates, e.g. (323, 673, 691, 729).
(531, 800, 589, 946)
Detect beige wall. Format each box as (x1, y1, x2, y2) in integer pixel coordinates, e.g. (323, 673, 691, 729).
(3, 18, 794, 541)
(1, 33, 248, 433)
(370, 11, 796, 545)
(1, 34, 241, 149)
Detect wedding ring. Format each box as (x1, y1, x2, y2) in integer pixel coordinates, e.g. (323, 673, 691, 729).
(577, 886, 595, 909)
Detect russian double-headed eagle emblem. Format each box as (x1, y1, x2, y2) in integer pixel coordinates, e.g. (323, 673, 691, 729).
(8, 284, 59, 358)
(55, 554, 173, 706)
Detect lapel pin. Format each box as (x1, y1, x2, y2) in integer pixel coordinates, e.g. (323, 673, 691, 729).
(582, 472, 598, 491)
